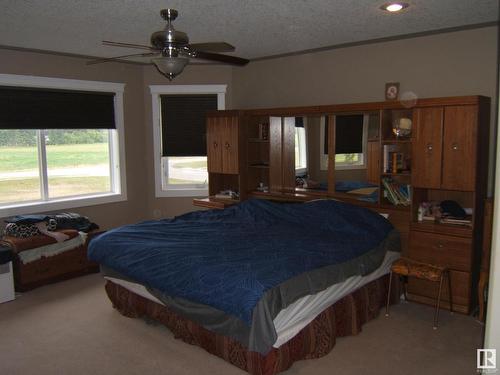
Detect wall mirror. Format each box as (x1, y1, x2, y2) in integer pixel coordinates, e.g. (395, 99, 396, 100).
(291, 112, 380, 203)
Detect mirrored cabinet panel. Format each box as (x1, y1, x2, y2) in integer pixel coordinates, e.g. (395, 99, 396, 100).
(293, 115, 329, 193)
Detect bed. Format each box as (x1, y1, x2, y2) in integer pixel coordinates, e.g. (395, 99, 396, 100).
(88, 199, 401, 374)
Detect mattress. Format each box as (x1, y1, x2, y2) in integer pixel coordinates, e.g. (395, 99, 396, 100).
(105, 250, 400, 349)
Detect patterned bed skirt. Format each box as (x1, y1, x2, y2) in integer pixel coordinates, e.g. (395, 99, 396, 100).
(105, 274, 398, 375)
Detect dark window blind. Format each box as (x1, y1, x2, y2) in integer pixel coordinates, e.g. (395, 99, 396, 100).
(0, 87, 115, 129)
(295, 117, 304, 128)
(335, 114, 364, 154)
(160, 94, 217, 157)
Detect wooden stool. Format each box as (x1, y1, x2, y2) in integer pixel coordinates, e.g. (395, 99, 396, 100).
(385, 257, 452, 329)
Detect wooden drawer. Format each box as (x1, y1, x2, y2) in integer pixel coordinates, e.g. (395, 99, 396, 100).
(407, 269, 471, 313)
(408, 230, 472, 272)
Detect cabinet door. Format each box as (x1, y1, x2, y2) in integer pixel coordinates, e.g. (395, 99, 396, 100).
(269, 117, 283, 192)
(412, 107, 443, 188)
(206, 117, 223, 173)
(221, 116, 239, 174)
(282, 117, 296, 192)
(441, 106, 477, 191)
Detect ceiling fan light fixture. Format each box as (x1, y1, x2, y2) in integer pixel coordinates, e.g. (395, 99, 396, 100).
(152, 56, 189, 81)
(380, 2, 409, 12)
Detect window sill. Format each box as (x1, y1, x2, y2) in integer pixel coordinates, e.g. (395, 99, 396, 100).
(0, 192, 127, 217)
(335, 165, 367, 170)
(156, 188, 208, 198)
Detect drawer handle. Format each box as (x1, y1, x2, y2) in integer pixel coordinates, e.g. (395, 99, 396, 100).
(451, 143, 459, 151)
(436, 243, 444, 249)
(213, 142, 218, 149)
(224, 142, 230, 149)
(426, 143, 433, 152)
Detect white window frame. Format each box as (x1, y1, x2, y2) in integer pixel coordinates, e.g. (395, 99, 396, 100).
(320, 114, 369, 170)
(150, 84, 226, 197)
(0, 74, 127, 217)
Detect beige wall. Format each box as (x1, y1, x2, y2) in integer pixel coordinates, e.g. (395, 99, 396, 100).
(232, 27, 497, 108)
(0, 49, 148, 229)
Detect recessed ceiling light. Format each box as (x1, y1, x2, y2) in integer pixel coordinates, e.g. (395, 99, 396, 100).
(380, 2, 410, 12)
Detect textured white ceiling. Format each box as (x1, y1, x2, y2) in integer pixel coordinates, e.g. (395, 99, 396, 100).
(0, 0, 498, 63)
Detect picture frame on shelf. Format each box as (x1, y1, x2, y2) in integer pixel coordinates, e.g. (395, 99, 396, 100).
(385, 82, 400, 101)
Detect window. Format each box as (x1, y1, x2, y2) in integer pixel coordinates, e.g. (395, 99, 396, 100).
(334, 114, 367, 169)
(150, 85, 226, 197)
(320, 115, 368, 170)
(0, 74, 126, 217)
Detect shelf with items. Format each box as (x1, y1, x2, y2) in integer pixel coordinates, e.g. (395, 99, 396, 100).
(208, 172, 241, 197)
(381, 177, 411, 207)
(246, 115, 272, 194)
(411, 187, 475, 228)
(382, 142, 411, 175)
(381, 108, 414, 141)
(379, 129, 412, 208)
(193, 196, 240, 210)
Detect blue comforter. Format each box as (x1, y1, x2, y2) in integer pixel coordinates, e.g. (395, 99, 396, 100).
(88, 199, 393, 324)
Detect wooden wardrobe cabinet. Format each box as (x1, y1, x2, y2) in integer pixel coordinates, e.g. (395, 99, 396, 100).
(407, 98, 490, 313)
(412, 105, 478, 191)
(206, 114, 239, 174)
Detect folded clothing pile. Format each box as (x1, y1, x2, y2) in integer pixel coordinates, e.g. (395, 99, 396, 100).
(3, 212, 98, 239)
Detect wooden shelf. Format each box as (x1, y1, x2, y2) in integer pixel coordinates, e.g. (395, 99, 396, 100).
(247, 138, 269, 143)
(382, 139, 412, 144)
(193, 197, 239, 209)
(382, 172, 411, 177)
(410, 220, 473, 238)
(248, 164, 269, 169)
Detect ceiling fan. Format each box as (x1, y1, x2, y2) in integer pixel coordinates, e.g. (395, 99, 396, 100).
(87, 9, 249, 80)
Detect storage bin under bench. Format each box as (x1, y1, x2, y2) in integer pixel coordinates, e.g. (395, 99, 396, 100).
(1, 230, 100, 291)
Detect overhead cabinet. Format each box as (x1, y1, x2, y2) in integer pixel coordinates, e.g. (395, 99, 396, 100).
(412, 105, 479, 191)
(206, 113, 240, 174)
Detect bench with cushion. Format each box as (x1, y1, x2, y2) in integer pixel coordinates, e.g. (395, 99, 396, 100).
(1, 230, 100, 291)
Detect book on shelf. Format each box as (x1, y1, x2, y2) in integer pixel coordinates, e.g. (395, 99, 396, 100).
(381, 177, 411, 206)
(383, 145, 397, 173)
(383, 145, 409, 173)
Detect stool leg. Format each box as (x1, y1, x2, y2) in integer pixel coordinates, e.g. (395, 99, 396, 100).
(434, 273, 445, 330)
(402, 276, 408, 301)
(385, 271, 393, 317)
(447, 270, 453, 314)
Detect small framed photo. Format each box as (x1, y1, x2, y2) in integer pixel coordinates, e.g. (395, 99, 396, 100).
(385, 82, 400, 101)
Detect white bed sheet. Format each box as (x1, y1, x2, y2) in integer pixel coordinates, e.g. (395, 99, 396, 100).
(104, 250, 400, 348)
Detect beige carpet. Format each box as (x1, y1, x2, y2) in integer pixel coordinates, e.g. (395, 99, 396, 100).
(0, 274, 483, 375)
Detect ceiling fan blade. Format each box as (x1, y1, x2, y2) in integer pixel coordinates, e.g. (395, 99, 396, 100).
(102, 40, 156, 51)
(193, 51, 249, 66)
(86, 52, 159, 65)
(188, 42, 235, 52)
